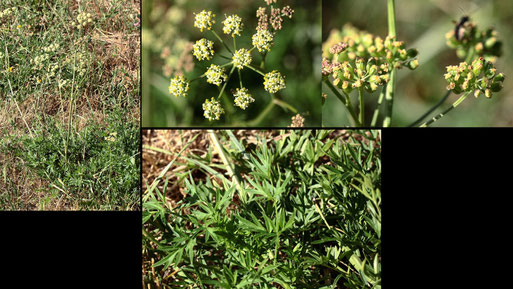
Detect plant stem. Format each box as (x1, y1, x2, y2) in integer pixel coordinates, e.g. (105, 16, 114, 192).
(217, 65, 235, 100)
(211, 30, 233, 54)
(208, 130, 246, 202)
(323, 79, 361, 126)
(247, 64, 266, 77)
(358, 88, 364, 125)
(409, 46, 475, 127)
(419, 92, 470, 127)
(248, 99, 275, 126)
(408, 90, 451, 127)
(371, 87, 386, 126)
(387, 0, 396, 37)
(384, 0, 396, 127)
(273, 98, 298, 114)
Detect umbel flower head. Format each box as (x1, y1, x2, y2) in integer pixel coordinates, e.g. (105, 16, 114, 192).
(223, 14, 243, 37)
(322, 24, 418, 94)
(445, 17, 503, 62)
(264, 70, 286, 93)
(203, 97, 225, 121)
(168, 75, 189, 97)
(194, 10, 216, 32)
(252, 29, 274, 52)
(193, 38, 214, 61)
(232, 48, 252, 69)
(233, 87, 255, 110)
(206, 64, 227, 86)
(444, 57, 504, 98)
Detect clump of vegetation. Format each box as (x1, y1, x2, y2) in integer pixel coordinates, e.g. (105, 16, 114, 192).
(143, 129, 381, 288)
(0, 0, 140, 210)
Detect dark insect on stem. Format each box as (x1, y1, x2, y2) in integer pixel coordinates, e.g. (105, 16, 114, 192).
(454, 15, 470, 41)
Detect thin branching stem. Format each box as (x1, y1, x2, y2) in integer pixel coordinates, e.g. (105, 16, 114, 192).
(384, 0, 396, 127)
(208, 130, 246, 202)
(323, 79, 360, 126)
(419, 91, 471, 127)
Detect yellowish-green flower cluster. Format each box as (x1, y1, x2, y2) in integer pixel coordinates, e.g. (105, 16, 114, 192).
(323, 24, 418, 94)
(444, 57, 504, 98)
(73, 12, 93, 29)
(263, 70, 286, 93)
(193, 38, 214, 61)
(252, 29, 273, 52)
(168, 75, 189, 97)
(58, 79, 70, 89)
(222, 14, 243, 37)
(30, 54, 50, 68)
(105, 132, 117, 142)
(445, 17, 503, 63)
(0, 7, 15, 18)
(194, 10, 216, 32)
(233, 87, 255, 110)
(232, 48, 252, 69)
(43, 43, 60, 53)
(205, 64, 227, 86)
(202, 97, 224, 121)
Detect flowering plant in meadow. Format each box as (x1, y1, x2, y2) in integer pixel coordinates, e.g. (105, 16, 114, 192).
(322, 0, 505, 127)
(168, 1, 296, 123)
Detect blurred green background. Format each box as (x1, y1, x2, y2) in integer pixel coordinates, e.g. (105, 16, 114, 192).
(322, 0, 513, 126)
(142, 0, 321, 127)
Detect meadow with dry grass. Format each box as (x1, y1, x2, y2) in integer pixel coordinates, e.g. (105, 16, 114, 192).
(0, 0, 140, 210)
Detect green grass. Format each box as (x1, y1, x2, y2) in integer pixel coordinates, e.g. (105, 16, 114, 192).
(0, 0, 140, 210)
(143, 130, 381, 288)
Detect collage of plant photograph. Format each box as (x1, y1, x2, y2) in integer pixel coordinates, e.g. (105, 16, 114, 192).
(4, 0, 513, 287)
(0, 0, 141, 210)
(143, 129, 381, 288)
(142, 0, 321, 127)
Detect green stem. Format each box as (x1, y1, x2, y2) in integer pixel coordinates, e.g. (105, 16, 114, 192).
(248, 100, 275, 126)
(419, 92, 470, 127)
(384, 0, 396, 127)
(358, 88, 364, 125)
(211, 30, 233, 54)
(387, 0, 396, 37)
(217, 65, 235, 100)
(246, 64, 266, 77)
(323, 79, 361, 126)
(233, 36, 236, 51)
(408, 90, 451, 127)
(409, 46, 474, 127)
(383, 69, 396, 127)
(238, 68, 243, 89)
(371, 86, 386, 126)
(273, 98, 298, 114)
(208, 130, 246, 202)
